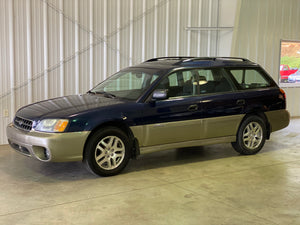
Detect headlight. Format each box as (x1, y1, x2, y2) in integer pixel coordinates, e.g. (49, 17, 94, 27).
(35, 119, 69, 132)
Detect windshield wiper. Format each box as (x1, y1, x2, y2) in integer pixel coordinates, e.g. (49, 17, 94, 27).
(87, 90, 116, 98)
(94, 91, 117, 98)
(87, 90, 96, 95)
(102, 91, 116, 98)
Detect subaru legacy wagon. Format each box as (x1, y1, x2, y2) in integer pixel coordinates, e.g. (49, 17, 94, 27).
(7, 57, 290, 176)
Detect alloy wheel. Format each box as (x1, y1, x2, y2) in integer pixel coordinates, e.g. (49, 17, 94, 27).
(242, 122, 263, 150)
(94, 136, 125, 170)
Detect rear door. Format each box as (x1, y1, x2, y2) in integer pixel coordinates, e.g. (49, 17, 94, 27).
(197, 68, 245, 139)
(227, 67, 281, 111)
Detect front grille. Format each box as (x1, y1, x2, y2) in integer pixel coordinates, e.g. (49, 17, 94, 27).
(14, 116, 33, 131)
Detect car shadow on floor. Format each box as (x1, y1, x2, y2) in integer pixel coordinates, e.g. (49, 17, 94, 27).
(1, 141, 285, 181)
(1, 144, 235, 181)
(124, 139, 289, 174)
(124, 143, 238, 173)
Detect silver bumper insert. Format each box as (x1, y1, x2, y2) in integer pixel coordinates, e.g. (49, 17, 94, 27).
(6, 123, 90, 162)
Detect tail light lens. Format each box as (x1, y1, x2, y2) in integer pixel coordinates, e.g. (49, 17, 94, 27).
(279, 88, 286, 100)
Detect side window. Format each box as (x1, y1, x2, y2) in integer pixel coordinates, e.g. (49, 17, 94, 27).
(155, 68, 235, 99)
(197, 69, 235, 94)
(182, 71, 193, 82)
(230, 69, 271, 89)
(150, 74, 159, 84)
(156, 71, 197, 98)
(197, 69, 214, 81)
(168, 73, 178, 87)
(231, 70, 243, 84)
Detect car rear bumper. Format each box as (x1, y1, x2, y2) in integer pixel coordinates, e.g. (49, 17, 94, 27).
(6, 123, 90, 162)
(265, 109, 290, 132)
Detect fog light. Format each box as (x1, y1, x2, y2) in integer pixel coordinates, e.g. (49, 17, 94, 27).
(44, 148, 51, 160)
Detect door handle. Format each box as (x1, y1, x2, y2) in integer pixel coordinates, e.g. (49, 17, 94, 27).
(236, 99, 245, 106)
(188, 104, 198, 111)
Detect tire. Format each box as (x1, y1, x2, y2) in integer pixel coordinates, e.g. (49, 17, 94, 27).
(231, 115, 266, 155)
(83, 127, 131, 176)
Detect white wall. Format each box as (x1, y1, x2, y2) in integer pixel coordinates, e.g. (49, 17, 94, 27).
(0, 0, 238, 145)
(232, 0, 300, 117)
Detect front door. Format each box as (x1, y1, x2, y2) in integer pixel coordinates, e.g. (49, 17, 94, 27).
(139, 70, 204, 147)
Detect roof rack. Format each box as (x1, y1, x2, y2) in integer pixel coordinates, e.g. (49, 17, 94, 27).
(145, 56, 251, 65)
(181, 57, 250, 63)
(145, 57, 193, 62)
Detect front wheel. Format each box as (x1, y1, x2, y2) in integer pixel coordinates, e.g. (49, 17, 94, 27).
(83, 127, 131, 176)
(232, 115, 266, 155)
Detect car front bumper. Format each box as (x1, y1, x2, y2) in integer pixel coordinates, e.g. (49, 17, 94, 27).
(6, 123, 90, 162)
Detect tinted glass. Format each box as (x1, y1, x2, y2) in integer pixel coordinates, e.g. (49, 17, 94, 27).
(155, 68, 235, 99)
(230, 69, 271, 89)
(92, 71, 159, 100)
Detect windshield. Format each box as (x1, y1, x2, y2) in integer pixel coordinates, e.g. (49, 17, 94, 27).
(91, 69, 160, 100)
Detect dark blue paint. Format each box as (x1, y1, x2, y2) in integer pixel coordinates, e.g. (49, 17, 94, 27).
(15, 58, 286, 133)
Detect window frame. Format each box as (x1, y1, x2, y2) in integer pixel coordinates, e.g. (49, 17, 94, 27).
(147, 67, 239, 102)
(225, 67, 277, 91)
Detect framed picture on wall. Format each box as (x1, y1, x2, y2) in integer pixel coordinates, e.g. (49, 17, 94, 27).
(279, 40, 300, 87)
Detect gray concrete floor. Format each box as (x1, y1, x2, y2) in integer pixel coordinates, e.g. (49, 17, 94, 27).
(0, 119, 300, 225)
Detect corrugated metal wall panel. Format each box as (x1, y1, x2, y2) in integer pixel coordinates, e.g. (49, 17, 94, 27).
(31, 0, 45, 102)
(0, 0, 237, 144)
(0, 1, 11, 145)
(0, 1, 10, 95)
(14, 0, 28, 110)
(232, 0, 300, 117)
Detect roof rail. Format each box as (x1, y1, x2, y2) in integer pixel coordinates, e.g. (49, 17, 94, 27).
(145, 57, 193, 62)
(181, 57, 250, 63)
(145, 56, 251, 65)
(180, 57, 215, 63)
(214, 57, 250, 62)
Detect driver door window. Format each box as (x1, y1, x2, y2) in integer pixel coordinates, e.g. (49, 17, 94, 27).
(156, 70, 200, 98)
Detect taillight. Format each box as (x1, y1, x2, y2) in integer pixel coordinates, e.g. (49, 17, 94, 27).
(279, 88, 286, 100)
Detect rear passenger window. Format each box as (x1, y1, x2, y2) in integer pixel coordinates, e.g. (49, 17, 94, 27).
(155, 68, 235, 99)
(196, 69, 235, 94)
(230, 69, 271, 89)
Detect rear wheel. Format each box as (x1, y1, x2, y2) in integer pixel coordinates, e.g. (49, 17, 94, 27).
(232, 115, 266, 155)
(84, 127, 131, 176)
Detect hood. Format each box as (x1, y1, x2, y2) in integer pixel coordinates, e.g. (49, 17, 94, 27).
(16, 94, 126, 120)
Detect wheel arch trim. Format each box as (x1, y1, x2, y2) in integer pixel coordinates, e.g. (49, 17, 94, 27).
(82, 120, 137, 161)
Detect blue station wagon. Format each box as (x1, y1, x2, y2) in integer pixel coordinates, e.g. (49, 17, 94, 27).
(7, 57, 290, 176)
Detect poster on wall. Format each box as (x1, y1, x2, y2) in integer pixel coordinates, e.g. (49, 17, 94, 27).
(279, 40, 300, 87)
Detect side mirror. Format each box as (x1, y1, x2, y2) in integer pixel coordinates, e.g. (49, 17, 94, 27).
(151, 89, 168, 101)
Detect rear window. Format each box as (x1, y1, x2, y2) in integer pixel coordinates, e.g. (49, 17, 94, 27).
(228, 68, 272, 89)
